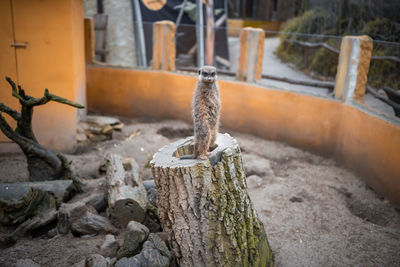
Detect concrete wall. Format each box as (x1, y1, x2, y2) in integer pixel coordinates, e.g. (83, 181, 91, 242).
(83, 0, 137, 67)
(86, 66, 400, 206)
(0, 0, 86, 152)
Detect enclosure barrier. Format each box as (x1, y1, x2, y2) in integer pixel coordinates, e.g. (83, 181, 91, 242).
(152, 20, 176, 71)
(84, 18, 95, 64)
(334, 35, 373, 104)
(85, 22, 400, 206)
(236, 27, 265, 82)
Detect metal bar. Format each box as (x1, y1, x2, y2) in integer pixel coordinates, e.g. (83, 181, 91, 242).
(371, 55, 400, 64)
(11, 42, 28, 48)
(286, 39, 400, 63)
(196, 0, 204, 67)
(224, 0, 228, 18)
(177, 66, 335, 89)
(285, 39, 340, 54)
(132, 0, 147, 67)
(176, 0, 188, 30)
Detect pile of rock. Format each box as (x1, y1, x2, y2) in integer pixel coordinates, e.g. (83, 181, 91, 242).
(77, 115, 125, 143)
(0, 151, 170, 266)
(73, 222, 170, 267)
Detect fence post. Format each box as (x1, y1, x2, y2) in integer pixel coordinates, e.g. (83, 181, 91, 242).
(152, 20, 176, 71)
(237, 27, 265, 83)
(334, 35, 373, 103)
(84, 18, 95, 64)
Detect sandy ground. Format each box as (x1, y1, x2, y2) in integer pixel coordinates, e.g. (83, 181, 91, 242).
(0, 118, 399, 267)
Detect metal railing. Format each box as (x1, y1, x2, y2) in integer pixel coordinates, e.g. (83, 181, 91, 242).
(284, 39, 400, 64)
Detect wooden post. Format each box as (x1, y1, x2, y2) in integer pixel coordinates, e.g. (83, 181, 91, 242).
(152, 20, 176, 71)
(334, 35, 373, 103)
(205, 0, 215, 65)
(84, 18, 95, 64)
(151, 133, 274, 267)
(237, 27, 265, 83)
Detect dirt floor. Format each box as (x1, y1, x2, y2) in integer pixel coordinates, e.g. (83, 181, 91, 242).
(0, 118, 399, 267)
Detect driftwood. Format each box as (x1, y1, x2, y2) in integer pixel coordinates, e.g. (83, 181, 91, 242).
(0, 180, 75, 207)
(0, 77, 84, 186)
(106, 154, 149, 227)
(0, 186, 57, 246)
(0, 180, 76, 244)
(151, 133, 274, 266)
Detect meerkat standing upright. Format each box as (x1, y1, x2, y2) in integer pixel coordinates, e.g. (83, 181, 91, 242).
(181, 66, 220, 160)
(193, 65, 220, 159)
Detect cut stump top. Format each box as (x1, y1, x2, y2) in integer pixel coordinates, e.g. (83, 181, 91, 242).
(151, 133, 239, 168)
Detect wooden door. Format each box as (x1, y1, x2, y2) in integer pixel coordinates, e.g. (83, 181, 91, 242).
(0, 0, 19, 146)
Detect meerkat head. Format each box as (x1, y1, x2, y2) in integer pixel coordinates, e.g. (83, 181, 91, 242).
(198, 66, 217, 84)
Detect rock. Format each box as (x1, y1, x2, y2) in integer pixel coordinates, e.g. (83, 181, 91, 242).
(75, 192, 108, 213)
(246, 175, 264, 189)
(57, 201, 92, 234)
(82, 178, 107, 193)
(147, 233, 171, 259)
(85, 254, 111, 267)
(83, 115, 121, 126)
(85, 193, 108, 212)
(142, 180, 155, 191)
(116, 233, 171, 267)
(57, 201, 118, 236)
(155, 232, 169, 247)
(242, 153, 274, 177)
(47, 228, 58, 238)
(71, 211, 119, 236)
(71, 259, 85, 267)
(100, 235, 120, 258)
(115, 257, 140, 267)
(146, 188, 158, 207)
(143, 180, 157, 207)
(76, 133, 88, 142)
(142, 211, 162, 233)
(117, 221, 149, 259)
(15, 259, 40, 267)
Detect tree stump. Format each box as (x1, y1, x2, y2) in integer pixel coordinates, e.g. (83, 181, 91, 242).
(151, 133, 274, 267)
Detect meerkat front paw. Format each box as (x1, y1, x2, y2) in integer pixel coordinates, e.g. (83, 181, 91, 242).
(199, 154, 208, 160)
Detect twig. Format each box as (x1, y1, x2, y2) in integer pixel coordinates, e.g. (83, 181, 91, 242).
(5, 77, 84, 108)
(0, 103, 21, 121)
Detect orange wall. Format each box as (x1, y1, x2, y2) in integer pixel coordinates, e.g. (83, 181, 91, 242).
(86, 66, 400, 206)
(0, 0, 86, 152)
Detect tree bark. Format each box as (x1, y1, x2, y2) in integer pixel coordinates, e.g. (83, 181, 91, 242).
(151, 133, 274, 267)
(106, 154, 149, 228)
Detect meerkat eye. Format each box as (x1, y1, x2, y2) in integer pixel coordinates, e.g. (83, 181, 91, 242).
(198, 70, 201, 75)
(210, 72, 215, 77)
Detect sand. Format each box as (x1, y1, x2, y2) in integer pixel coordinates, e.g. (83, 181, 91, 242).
(0, 118, 399, 267)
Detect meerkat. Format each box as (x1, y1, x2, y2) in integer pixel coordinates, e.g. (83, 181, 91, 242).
(180, 65, 221, 160)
